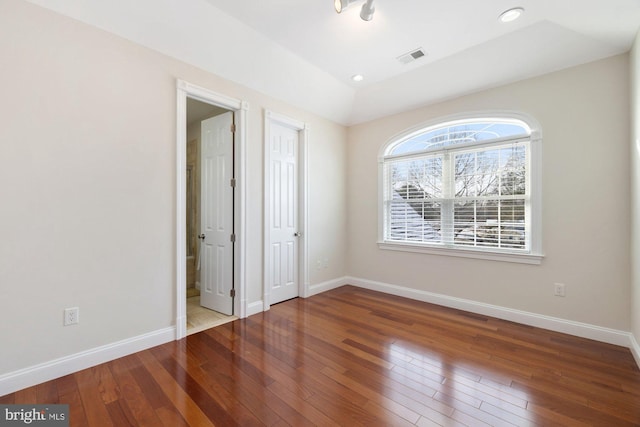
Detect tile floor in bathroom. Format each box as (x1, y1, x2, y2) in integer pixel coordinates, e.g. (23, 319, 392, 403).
(186, 295, 237, 335)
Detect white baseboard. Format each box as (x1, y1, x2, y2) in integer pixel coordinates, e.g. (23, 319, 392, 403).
(0, 326, 176, 397)
(246, 300, 264, 317)
(247, 277, 347, 315)
(346, 276, 633, 348)
(308, 276, 349, 297)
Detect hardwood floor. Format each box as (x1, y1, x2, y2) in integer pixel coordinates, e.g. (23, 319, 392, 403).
(2, 285, 640, 426)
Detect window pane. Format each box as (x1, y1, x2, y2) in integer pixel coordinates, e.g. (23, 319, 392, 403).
(388, 157, 442, 242)
(476, 150, 500, 196)
(455, 150, 502, 198)
(499, 146, 526, 195)
(454, 152, 477, 197)
(388, 200, 441, 242)
(390, 157, 442, 199)
(390, 119, 530, 155)
(453, 199, 526, 249)
(453, 201, 477, 246)
(454, 144, 526, 199)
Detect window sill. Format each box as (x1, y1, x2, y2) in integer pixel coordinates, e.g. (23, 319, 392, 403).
(378, 241, 544, 265)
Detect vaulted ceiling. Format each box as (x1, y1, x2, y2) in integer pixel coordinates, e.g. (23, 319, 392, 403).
(25, 0, 640, 125)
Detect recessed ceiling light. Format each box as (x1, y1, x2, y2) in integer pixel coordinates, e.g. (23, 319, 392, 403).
(499, 7, 524, 23)
(351, 74, 364, 82)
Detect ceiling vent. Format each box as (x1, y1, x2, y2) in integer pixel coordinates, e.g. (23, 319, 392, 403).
(397, 48, 426, 64)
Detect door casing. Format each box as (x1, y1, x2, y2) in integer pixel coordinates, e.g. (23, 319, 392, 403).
(176, 80, 248, 339)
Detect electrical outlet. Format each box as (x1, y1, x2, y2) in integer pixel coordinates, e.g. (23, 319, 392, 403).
(554, 283, 566, 297)
(64, 307, 79, 326)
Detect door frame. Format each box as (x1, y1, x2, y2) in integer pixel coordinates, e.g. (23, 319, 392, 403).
(176, 79, 248, 339)
(263, 110, 309, 309)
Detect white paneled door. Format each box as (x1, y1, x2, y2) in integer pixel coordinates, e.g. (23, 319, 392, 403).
(200, 112, 234, 315)
(268, 122, 300, 304)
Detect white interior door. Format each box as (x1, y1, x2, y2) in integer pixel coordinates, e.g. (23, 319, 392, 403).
(268, 122, 300, 304)
(200, 112, 234, 315)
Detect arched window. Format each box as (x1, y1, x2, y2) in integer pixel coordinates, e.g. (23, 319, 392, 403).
(379, 113, 542, 263)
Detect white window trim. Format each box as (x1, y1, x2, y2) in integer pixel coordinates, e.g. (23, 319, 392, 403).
(378, 241, 544, 264)
(377, 111, 543, 264)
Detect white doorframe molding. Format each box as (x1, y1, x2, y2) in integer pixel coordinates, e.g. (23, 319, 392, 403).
(263, 110, 309, 310)
(176, 79, 249, 339)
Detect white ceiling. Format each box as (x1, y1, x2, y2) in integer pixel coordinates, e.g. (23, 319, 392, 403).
(204, 0, 640, 123)
(187, 98, 227, 127)
(205, 0, 639, 87)
(24, 0, 640, 125)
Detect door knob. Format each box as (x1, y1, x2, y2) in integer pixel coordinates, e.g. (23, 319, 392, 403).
(198, 234, 205, 240)
(294, 232, 302, 237)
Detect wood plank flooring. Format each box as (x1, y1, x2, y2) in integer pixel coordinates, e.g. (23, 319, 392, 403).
(2, 285, 640, 426)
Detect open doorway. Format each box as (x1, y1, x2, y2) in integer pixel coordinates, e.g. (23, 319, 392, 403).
(176, 80, 248, 339)
(185, 98, 236, 335)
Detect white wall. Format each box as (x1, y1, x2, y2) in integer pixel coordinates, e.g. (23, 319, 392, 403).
(0, 0, 347, 378)
(347, 54, 631, 331)
(631, 30, 640, 358)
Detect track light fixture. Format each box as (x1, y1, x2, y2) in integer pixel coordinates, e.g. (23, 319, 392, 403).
(334, 0, 353, 14)
(334, 0, 376, 21)
(359, 0, 375, 21)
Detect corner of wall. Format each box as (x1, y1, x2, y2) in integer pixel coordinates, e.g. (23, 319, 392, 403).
(630, 29, 640, 371)
(308, 277, 350, 297)
(631, 334, 640, 370)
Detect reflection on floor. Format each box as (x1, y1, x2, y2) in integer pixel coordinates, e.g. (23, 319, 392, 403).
(186, 296, 237, 335)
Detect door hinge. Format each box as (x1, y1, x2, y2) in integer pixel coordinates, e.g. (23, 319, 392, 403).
(230, 123, 236, 133)
(230, 288, 236, 298)
(230, 178, 236, 188)
(230, 233, 236, 242)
